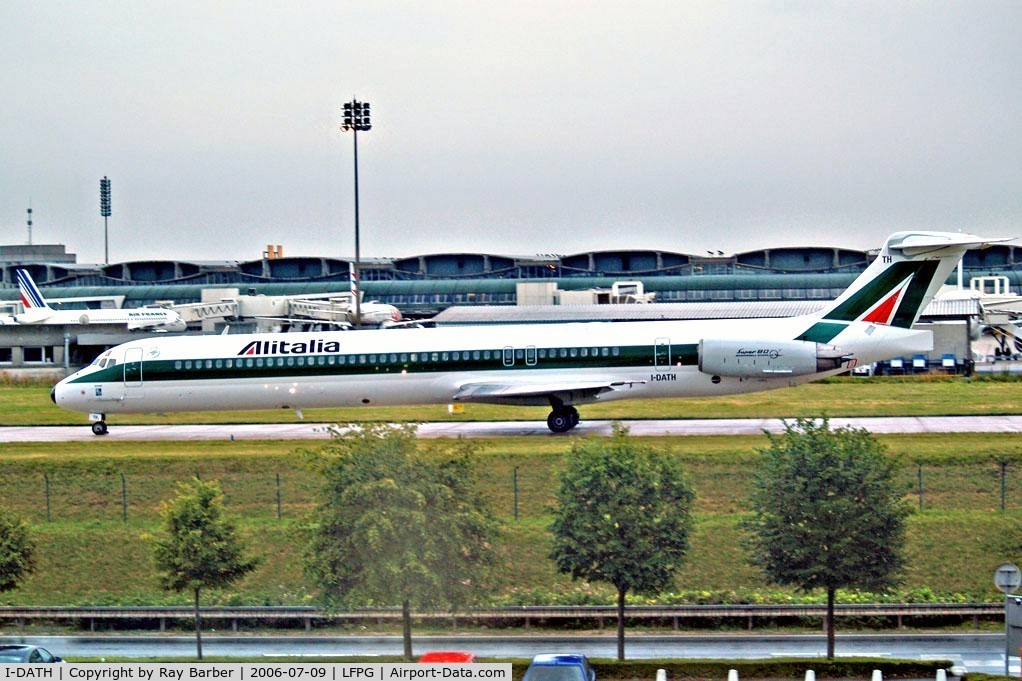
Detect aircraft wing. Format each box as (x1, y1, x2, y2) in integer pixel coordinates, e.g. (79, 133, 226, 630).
(126, 320, 162, 331)
(15, 310, 52, 324)
(453, 378, 645, 405)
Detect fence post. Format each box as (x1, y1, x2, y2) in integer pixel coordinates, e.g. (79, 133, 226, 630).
(276, 473, 282, 520)
(513, 467, 519, 521)
(917, 464, 923, 510)
(1001, 461, 1007, 512)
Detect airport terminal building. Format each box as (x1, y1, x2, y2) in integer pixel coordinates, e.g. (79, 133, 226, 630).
(0, 241, 1019, 371)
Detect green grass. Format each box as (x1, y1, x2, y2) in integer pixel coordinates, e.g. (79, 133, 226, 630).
(4, 376, 1022, 610)
(4, 431, 1022, 607)
(10, 375, 1022, 426)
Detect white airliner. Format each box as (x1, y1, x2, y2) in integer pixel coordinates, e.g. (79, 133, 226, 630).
(51, 231, 999, 435)
(15, 269, 187, 332)
(358, 301, 404, 327)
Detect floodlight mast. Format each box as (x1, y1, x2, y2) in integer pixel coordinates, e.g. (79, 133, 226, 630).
(100, 176, 112, 265)
(339, 99, 371, 328)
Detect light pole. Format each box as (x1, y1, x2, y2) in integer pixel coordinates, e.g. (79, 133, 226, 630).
(100, 176, 112, 265)
(340, 99, 371, 327)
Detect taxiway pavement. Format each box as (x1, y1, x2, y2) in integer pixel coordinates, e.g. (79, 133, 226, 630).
(3, 415, 1022, 441)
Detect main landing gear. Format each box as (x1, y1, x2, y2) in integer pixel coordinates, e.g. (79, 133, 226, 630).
(546, 406, 580, 433)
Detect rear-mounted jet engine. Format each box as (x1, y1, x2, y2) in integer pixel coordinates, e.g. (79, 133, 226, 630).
(698, 339, 854, 377)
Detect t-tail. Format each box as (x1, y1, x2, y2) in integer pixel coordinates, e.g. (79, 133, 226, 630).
(796, 231, 1004, 346)
(15, 269, 53, 321)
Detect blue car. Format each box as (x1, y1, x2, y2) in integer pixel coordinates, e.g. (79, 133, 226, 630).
(522, 654, 595, 681)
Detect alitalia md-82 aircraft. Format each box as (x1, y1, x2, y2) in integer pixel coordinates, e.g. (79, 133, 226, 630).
(16, 269, 187, 332)
(52, 231, 1000, 435)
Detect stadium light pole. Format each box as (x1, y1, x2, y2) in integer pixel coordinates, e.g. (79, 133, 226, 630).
(100, 176, 112, 265)
(340, 99, 371, 328)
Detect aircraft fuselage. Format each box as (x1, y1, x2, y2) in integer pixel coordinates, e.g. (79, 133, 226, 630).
(52, 316, 928, 416)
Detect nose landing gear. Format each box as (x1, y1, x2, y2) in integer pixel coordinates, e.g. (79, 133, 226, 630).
(90, 415, 108, 436)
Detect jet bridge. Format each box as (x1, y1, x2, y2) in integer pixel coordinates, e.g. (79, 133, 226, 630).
(169, 290, 359, 332)
(971, 277, 1022, 358)
(288, 297, 356, 325)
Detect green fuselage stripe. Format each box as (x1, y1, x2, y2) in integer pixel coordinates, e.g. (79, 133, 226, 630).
(72, 343, 704, 384)
(796, 322, 848, 344)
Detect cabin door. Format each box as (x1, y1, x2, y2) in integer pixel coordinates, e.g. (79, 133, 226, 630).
(654, 337, 673, 371)
(123, 347, 143, 398)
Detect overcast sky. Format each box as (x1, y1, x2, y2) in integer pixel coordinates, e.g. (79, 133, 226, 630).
(1, 2, 1020, 264)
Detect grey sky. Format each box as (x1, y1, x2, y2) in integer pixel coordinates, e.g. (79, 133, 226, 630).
(1, 1, 1019, 264)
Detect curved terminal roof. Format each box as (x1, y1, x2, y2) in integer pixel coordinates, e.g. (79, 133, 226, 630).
(962, 244, 1017, 269)
(236, 256, 355, 280)
(560, 250, 691, 275)
(1, 242, 1019, 314)
(734, 247, 869, 272)
(392, 253, 518, 278)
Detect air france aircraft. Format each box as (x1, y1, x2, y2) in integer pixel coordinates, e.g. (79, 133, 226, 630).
(347, 262, 403, 327)
(52, 231, 999, 435)
(16, 270, 187, 332)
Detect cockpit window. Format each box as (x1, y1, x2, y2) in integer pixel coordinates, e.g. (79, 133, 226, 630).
(92, 356, 118, 369)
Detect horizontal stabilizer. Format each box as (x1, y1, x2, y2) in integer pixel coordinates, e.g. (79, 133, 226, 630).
(888, 232, 1012, 256)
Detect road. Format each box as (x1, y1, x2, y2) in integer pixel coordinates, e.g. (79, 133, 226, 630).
(4, 416, 1022, 441)
(0, 632, 1013, 674)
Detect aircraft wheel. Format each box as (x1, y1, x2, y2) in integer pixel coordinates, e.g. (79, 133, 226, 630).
(568, 406, 580, 427)
(91, 421, 109, 436)
(547, 409, 576, 433)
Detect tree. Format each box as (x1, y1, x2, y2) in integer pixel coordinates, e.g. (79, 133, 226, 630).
(0, 509, 35, 594)
(549, 423, 694, 660)
(304, 424, 500, 660)
(150, 478, 258, 660)
(744, 418, 908, 659)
